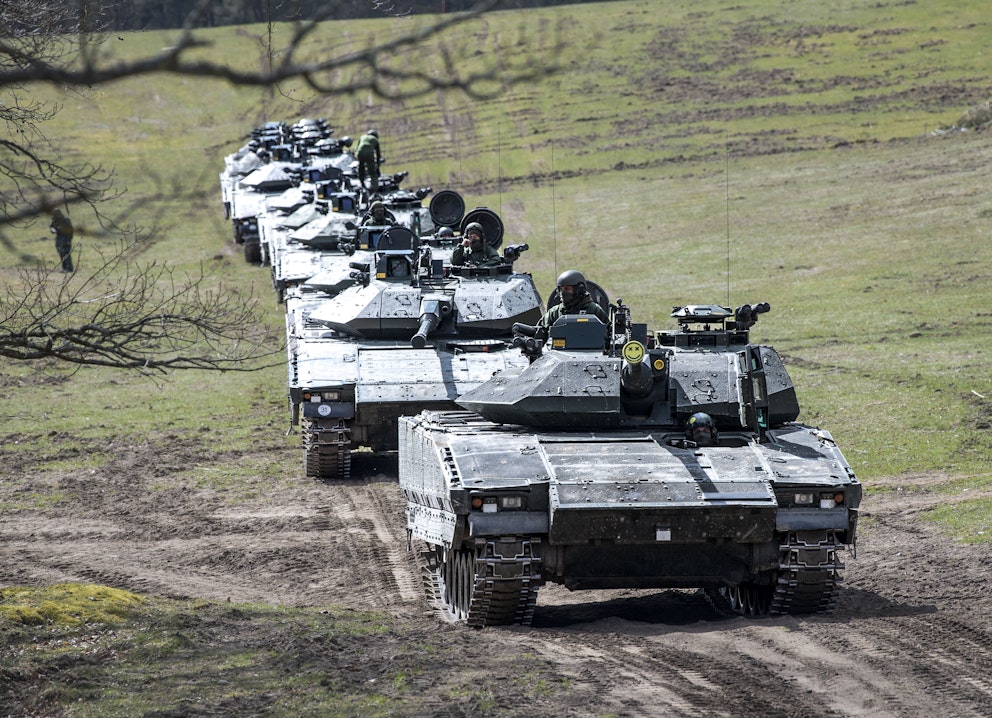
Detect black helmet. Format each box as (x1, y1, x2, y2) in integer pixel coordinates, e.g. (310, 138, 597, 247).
(464, 222, 484, 238)
(556, 269, 585, 288)
(437, 226, 454, 238)
(368, 129, 378, 137)
(370, 201, 385, 211)
(685, 412, 718, 446)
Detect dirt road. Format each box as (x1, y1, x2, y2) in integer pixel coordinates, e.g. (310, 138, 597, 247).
(2, 439, 991, 717)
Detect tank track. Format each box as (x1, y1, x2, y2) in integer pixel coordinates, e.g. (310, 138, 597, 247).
(770, 529, 844, 614)
(302, 417, 352, 480)
(706, 529, 844, 617)
(424, 537, 543, 627)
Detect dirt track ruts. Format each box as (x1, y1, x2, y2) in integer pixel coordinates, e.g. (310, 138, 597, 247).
(2, 443, 991, 717)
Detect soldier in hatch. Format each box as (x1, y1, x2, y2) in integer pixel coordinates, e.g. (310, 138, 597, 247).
(537, 269, 607, 327)
(360, 200, 396, 227)
(451, 222, 500, 267)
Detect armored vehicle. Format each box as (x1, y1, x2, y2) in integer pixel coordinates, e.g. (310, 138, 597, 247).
(398, 300, 861, 626)
(222, 118, 356, 264)
(268, 186, 448, 304)
(288, 221, 542, 480)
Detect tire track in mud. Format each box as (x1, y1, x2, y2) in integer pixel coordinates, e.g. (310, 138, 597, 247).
(320, 480, 422, 609)
(496, 593, 992, 718)
(695, 618, 926, 718)
(848, 615, 992, 717)
(504, 621, 841, 718)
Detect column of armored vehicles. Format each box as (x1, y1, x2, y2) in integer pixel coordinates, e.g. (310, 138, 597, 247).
(222, 120, 862, 627)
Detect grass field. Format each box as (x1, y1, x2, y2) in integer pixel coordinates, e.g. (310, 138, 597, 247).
(5, 0, 990, 486)
(2, 1, 991, 713)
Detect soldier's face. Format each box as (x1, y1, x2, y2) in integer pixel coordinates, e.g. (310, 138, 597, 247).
(468, 232, 482, 246)
(559, 284, 575, 297)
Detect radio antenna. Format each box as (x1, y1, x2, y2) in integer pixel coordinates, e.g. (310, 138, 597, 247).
(497, 122, 502, 216)
(551, 139, 558, 276)
(725, 130, 731, 306)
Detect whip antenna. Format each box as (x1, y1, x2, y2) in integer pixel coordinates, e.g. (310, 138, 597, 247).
(497, 123, 502, 215)
(551, 139, 557, 276)
(726, 131, 731, 306)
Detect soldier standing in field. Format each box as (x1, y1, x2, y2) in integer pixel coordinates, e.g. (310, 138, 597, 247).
(50, 208, 74, 273)
(355, 129, 381, 191)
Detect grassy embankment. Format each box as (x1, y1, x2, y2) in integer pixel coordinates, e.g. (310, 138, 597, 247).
(1, 0, 990, 713)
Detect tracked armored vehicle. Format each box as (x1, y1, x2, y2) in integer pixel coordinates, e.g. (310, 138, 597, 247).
(288, 220, 542, 480)
(399, 300, 861, 626)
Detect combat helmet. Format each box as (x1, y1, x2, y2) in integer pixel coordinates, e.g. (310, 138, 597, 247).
(556, 269, 587, 294)
(685, 412, 718, 446)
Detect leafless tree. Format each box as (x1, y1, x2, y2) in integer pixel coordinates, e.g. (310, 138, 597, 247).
(0, 0, 560, 372)
(0, 240, 276, 371)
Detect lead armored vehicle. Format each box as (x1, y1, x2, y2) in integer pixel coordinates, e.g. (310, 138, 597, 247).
(399, 299, 861, 626)
(288, 220, 542, 480)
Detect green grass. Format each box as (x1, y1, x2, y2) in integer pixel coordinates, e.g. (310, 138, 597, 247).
(0, 584, 144, 627)
(1, 585, 566, 717)
(924, 497, 992, 544)
(5, 0, 992, 508)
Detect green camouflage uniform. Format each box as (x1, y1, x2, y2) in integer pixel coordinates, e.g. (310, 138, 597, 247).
(538, 294, 607, 327)
(356, 133, 381, 189)
(50, 210, 74, 273)
(451, 242, 500, 267)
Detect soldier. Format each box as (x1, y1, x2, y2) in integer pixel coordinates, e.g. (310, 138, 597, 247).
(355, 129, 381, 191)
(451, 222, 500, 267)
(685, 412, 718, 446)
(537, 269, 607, 327)
(360, 200, 396, 227)
(50, 208, 74, 273)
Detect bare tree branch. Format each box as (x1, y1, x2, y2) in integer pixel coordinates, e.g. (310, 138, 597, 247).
(0, 239, 282, 372)
(0, 1, 558, 97)
(0, 0, 561, 372)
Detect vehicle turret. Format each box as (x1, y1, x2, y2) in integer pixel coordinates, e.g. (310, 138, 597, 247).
(306, 226, 542, 344)
(460, 300, 799, 436)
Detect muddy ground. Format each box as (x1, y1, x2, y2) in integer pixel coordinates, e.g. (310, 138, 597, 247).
(2, 435, 991, 717)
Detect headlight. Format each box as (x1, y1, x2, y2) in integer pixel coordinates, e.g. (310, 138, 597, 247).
(306, 390, 340, 402)
(778, 490, 846, 508)
(470, 494, 526, 511)
(820, 492, 845, 509)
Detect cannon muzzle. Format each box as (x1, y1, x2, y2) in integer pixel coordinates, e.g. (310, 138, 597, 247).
(411, 295, 451, 349)
(620, 358, 654, 398)
(412, 314, 440, 349)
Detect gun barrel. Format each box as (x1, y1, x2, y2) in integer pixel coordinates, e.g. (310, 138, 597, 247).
(411, 313, 440, 349)
(620, 359, 654, 398)
(411, 296, 449, 348)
